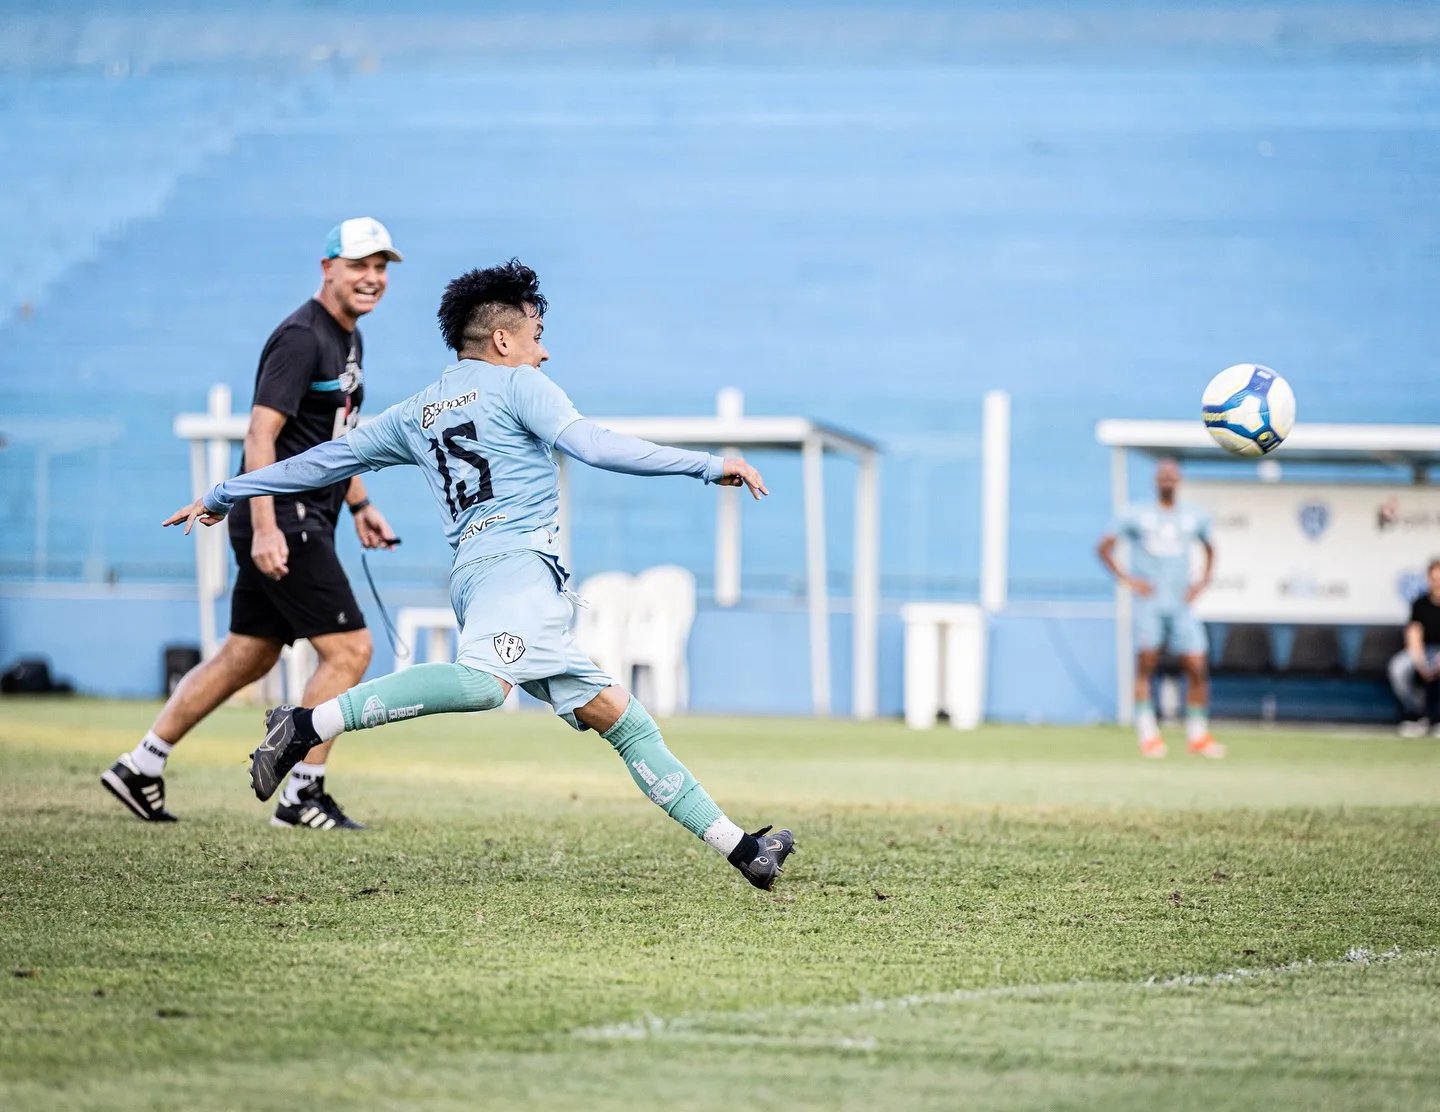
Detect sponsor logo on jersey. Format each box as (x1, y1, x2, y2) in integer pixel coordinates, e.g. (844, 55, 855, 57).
(494, 633, 526, 665)
(458, 513, 508, 543)
(649, 771, 684, 806)
(360, 695, 387, 729)
(422, 391, 479, 430)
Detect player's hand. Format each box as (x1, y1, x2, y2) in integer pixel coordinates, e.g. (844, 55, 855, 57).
(353, 503, 399, 550)
(1127, 576, 1154, 598)
(162, 497, 226, 534)
(717, 457, 769, 500)
(251, 525, 290, 581)
(1185, 580, 1209, 604)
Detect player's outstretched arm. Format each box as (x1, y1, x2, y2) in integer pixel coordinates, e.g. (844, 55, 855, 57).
(553, 419, 768, 499)
(162, 438, 371, 534)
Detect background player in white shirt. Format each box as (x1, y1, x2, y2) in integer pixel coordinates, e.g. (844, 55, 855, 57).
(165, 260, 796, 889)
(1098, 458, 1224, 759)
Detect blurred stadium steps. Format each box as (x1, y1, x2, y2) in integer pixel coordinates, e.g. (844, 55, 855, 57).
(2, 3, 1439, 713)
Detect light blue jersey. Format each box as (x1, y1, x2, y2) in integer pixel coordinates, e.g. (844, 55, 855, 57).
(1113, 502, 1211, 613)
(347, 360, 585, 568)
(202, 357, 723, 727)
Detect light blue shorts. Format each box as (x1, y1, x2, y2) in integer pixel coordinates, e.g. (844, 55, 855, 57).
(449, 550, 613, 730)
(1134, 603, 1208, 657)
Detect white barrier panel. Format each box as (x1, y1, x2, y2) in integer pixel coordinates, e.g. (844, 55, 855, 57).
(901, 603, 986, 729)
(1186, 481, 1440, 624)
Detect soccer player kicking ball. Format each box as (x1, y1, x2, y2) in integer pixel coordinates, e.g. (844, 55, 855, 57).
(164, 260, 796, 890)
(1097, 457, 1224, 760)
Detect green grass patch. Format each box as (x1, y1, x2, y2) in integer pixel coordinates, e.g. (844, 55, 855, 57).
(3, 699, 1439, 1110)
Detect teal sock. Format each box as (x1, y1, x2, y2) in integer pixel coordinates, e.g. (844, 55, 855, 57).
(337, 663, 506, 731)
(602, 697, 724, 839)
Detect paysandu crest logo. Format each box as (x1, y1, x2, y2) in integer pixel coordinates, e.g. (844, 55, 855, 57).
(1397, 569, 1427, 603)
(360, 695, 387, 729)
(1297, 501, 1330, 541)
(421, 391, 478, 429)
(629, 761, 684, 806)
(649, 772, 684, 806)
(493, 633, 525, 665)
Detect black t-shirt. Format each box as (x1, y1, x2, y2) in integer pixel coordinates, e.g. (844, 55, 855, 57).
(1410, 595, 1440, 645)
(229, 299, 364, 536)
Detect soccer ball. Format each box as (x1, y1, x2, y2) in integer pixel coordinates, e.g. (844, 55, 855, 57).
(1201, 364, 1296, 456)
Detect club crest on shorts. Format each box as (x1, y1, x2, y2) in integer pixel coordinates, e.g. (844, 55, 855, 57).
(494, 633, 526, 665)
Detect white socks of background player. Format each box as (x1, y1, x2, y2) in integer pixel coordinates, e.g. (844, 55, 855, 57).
(1135, 701, 1160, 744)
(1186, 707, 1210, 743)
(280, 762, 326, 805)
(128, 731, 172, 777)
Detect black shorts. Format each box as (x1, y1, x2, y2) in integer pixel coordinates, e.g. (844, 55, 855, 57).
(229, 526, 366, 645)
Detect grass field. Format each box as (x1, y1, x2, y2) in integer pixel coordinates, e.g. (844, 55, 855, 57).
(3, 699, 1440, 1111)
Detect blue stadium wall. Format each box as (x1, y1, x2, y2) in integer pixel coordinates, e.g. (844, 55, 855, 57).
(2, 2, 1438, 719)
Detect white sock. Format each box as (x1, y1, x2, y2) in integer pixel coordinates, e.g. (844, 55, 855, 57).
(701, 816, 745, 857)
(311, 699, 345, 742)
(1135, 702, 1159, 743)
(128, 731, 172, 777)
(1186, 709, 1210, 743)
(281, 761, 326, 805)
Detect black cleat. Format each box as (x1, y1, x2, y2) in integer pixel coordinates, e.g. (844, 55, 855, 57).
(250, 706, 315, 802)
(732, 825, 796, 890)
(100, 755, 178, 822)
(271, 777, 365, 830)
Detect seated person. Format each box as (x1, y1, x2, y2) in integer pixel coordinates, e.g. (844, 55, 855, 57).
(1390, 558, 1440, 737)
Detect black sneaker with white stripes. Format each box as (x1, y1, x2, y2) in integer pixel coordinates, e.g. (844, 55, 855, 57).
(271, 777, 365, 830)
(100, 755, 178, 822)
(730, 825, 796, 890)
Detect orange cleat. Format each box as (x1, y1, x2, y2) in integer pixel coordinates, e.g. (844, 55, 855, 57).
(1187, 735, 1226, 759)
(1139, 735, 1167, 759)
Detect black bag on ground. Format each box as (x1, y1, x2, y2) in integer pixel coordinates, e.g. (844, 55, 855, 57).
(1, 657, 73, 695)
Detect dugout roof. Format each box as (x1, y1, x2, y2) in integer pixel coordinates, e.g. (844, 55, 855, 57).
(1096, 419, 1440, 470)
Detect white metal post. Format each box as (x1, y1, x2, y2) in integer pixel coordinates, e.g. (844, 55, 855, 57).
(852, 450, 880, 719)
(34, 447, 50, 578)
(189, 437, 218, 657)
(204, 384, 231, 615)
(980, 389, 1010, 613)
(715, 387, 743, 607)
(1111, 445, 1133, 726)
(802, 436, 831, 716)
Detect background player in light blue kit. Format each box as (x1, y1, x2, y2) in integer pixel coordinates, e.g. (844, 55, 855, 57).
(1098, 457, 1223, 759)
(166, 260, 796, 890)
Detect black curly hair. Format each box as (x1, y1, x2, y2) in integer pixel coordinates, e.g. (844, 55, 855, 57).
(437, 259, 547, 354)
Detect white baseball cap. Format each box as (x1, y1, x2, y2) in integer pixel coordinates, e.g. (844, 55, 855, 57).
(324, 217, 403, 262)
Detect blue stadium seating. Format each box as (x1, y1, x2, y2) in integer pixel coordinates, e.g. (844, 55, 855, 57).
(3, 3, 1440, 709)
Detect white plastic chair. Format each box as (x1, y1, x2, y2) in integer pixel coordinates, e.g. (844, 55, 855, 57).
(572, 571, 635, 687)
(627, 565, 696, 716)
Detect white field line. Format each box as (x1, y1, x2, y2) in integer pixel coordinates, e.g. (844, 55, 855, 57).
(572, 945, 1434, 1050)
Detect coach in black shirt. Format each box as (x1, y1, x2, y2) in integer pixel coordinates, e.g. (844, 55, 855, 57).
(103, 219, 401, 827)
(1391, 559, 1440, 737)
